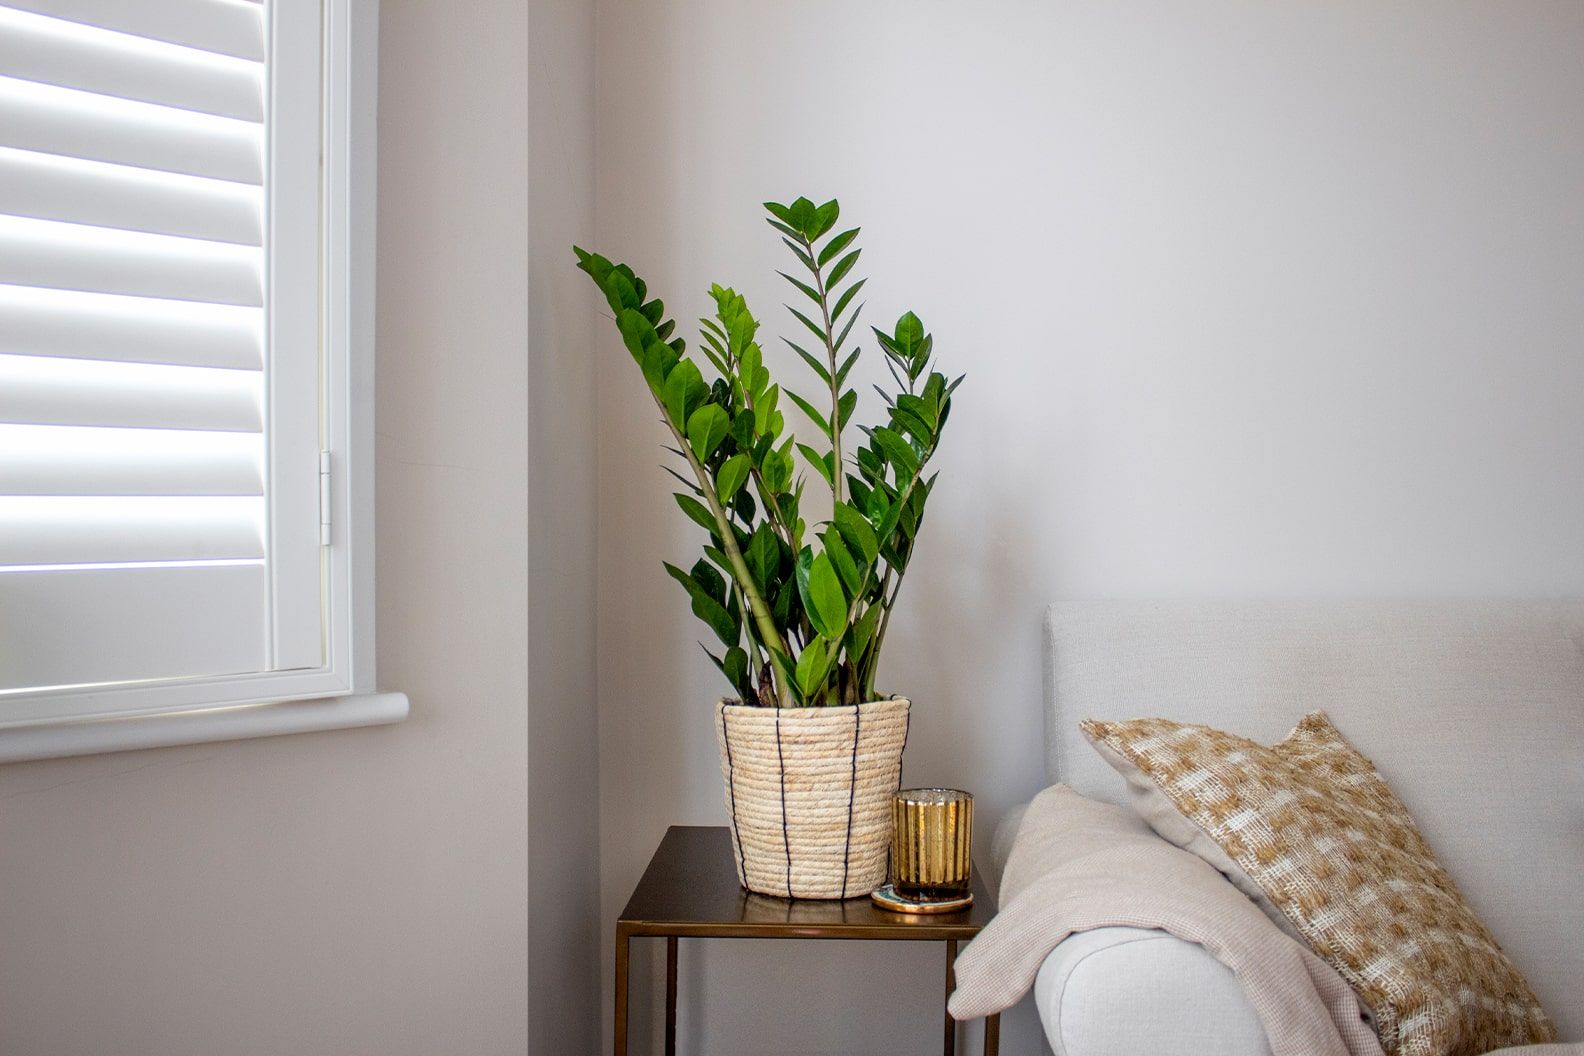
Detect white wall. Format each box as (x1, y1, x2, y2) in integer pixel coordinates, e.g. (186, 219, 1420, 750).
(529, 0, 602, 1051)
(0, 1, 533, 1052)
(594, 2, 1584, 1052)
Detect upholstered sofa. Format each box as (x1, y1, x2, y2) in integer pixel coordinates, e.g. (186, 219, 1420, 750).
(995, 600, 1582, 1055)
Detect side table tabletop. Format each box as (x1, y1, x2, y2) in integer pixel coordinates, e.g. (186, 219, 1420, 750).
(614, 825, 999, 1056)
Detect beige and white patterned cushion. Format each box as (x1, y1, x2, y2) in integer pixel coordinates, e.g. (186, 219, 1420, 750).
(1080, 711, 1556, 1056)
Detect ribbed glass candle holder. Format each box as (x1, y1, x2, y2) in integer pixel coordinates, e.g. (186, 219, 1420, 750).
(890, 788, 972, 899)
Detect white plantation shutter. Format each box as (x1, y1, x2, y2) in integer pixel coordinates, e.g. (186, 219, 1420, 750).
(0, 0, 328, 711)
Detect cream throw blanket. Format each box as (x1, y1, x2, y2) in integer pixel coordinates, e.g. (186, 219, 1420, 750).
(947, 784, 1384, 1056)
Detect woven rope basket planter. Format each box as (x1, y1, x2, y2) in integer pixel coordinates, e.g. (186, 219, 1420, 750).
(715, 696, 909, 900)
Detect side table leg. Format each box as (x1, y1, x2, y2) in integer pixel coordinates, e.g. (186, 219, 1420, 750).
(984, 1013, 1000, 1056)
(665, 936, 678, 1056)
(943, 939, 958, 1056)
(614, 926, 630, 1056)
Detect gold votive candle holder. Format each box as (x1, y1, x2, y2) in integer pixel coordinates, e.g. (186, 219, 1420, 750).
(891, 788, 973, 899)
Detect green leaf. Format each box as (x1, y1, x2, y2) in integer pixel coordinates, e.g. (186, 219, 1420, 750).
(616, 307, 651, 357)
(799, 551, 847, 641)
(872, 426, 919, 478)
(891, 406, 933, 446)
(783, 389, 831, 434)
(763, 201, 797, 226)
(871, 326, 900, 358)
(739, 341, 765, 389)
(822, 528, 863, 595)
(786, 305, 828, 346)
(865, 486, 891, 526)
(826, 249, 861, 289)
(847, 603, 883, 663)
(723, 646, 750, 694)
(797, 442, 833, 486)
(793, 637, 831, 699)
(753, 385, 781, 437)
(638, 338, 679, 394)
(778, 271, 822, 306)
(832, 503, 879, 565)
(662, 464, 700, 495)
(761, 445, 792, 493)
(831, 278, 866, 322)
(603, 269, 640, 312)
(902, 478, 929, 538)
(731, 410, 755, 450)
(818, 227, 860, 268)
(846, 476, 872, 513)
(662, 359, 707, 426)
(728, 314, 757, 358)
(731, 483, 756, 521)
(686, 404, 730, 461)
(773, 577, 798, 629)
(745, 523, 779, 592)
(893, 311, 925, 358)
(785, 341, 832, 384)
(705, 644, 752, 699)
(690, 558, 726, 603)
(834, 348, 861, 387)
(896, 392, 938, 431)
(663, 562, 737, 646)
(765, 218, 799, 240)
(811, 199, 840, 240)
(696, 334, 728, 375)
(855, 444, 884, 481)
(716, 453, 752, 502)
(838, 389, 857, 430)
(788, 197, 818, 239)
(674, 493, 718, 536)
(780, 239, 817, 274)
(898, 489, 921, 538)
(831, 309, 861, 356)
(572, 245, 607, 282)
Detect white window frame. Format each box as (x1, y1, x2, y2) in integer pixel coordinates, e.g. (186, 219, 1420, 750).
(0, 0, 405, 763)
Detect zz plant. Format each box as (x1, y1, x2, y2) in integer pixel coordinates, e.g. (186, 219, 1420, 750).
(575, 197, 961, 708)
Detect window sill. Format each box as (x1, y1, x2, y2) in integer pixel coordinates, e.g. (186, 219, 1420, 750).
(0, 691, 409, 764)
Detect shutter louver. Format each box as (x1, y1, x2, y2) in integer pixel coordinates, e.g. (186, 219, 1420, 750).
(0, 0, 298, 696)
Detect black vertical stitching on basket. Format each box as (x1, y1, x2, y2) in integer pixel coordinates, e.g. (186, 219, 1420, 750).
(720, 703, 746, 887)
(840, 704, 860, 898)
(775, 708, 793, 898)
(899, 697, 911, 785)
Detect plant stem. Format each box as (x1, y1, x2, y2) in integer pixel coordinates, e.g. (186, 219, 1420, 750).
(659, 403, 793, 708)
(735, 380, 798, 550)
(864, 572, 907, 701)
(749, 468, 794, 544)
(803, 236, 844, 507)
(857, 464, 928, 699)
(730, 579, 767, 674)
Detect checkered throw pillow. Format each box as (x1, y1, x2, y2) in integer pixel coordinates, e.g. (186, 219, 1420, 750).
(1081, 712, 1555, 1056)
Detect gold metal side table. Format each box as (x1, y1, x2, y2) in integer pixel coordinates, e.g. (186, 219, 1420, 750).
(614, 825, 999, 1056)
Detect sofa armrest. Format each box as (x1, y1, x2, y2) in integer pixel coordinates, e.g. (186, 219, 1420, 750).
(988, 802, 1029, 900)
(1033, 927, 1272, 1056)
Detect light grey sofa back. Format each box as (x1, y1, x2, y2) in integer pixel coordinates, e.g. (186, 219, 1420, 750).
(1043, 600, 1583, 1040)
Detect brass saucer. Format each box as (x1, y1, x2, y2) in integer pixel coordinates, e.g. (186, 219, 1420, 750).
(870, 883, 974, 914)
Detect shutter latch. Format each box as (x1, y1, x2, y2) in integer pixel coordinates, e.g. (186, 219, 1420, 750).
(319, 451, 332, 546)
